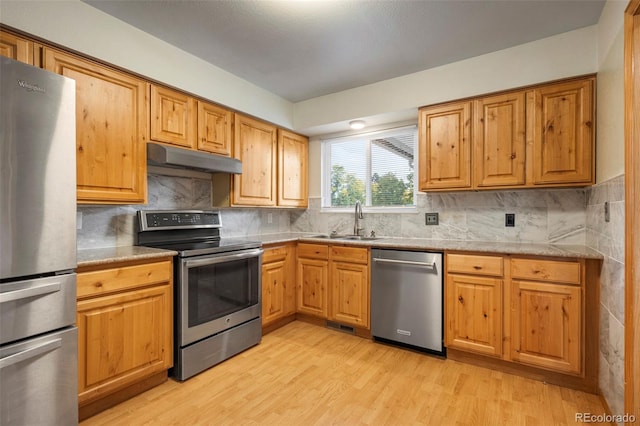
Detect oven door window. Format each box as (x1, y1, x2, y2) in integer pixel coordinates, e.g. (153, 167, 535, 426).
(187, 256, 259, 328)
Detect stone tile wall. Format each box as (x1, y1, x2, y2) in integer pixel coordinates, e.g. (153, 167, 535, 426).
(586, 174, 625, 417)
(292, 187, 587, 244)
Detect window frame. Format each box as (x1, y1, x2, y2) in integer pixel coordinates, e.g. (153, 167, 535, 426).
(321, 125, 418, 213)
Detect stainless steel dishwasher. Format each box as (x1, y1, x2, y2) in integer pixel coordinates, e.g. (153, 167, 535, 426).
(371, 249, 444, 355)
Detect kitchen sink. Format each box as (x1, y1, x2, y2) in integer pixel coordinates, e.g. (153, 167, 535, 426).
(309, 234, 380, 241)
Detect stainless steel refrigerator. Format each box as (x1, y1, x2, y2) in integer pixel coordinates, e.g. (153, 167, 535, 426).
(0, 57, 78, 425)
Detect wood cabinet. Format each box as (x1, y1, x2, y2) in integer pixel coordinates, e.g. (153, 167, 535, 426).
(262, 243, 296, 328)
(296, 243, 370, 329)
(418, 76, 595, 192)
(230, 114, 278, 206)
(329, 246, 369, 328)
(296, 243, 329, 318)
(150, 84, 196, 148)
(198, 101, 233, 156)
(278, 129, 309, 207)
(445, 253, 503, 357)
(418, 101, 472, 190)
(76, 257, 173, 418)
(445, 252, 597, 391)
(530, 79, 594, 185)
(150, 84, 233, 156)
(42, 48, 148, 204)
(510, 258, 582, 374)
(473, 92, 526, 187)
(0, 30, 33, 64)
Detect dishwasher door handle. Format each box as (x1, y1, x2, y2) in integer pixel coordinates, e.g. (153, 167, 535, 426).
(372, 257, 437, 270)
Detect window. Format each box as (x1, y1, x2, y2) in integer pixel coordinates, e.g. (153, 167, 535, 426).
(322, 126, 417, 209)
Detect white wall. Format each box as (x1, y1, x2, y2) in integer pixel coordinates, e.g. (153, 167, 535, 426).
(0, 0, 294, 129)
(304, 26, 600, 197)
(294, 25, 598, 136)
(596, 0, 626, 183)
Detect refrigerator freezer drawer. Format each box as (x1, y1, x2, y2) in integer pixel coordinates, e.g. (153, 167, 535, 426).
(0, 273, 76, 345)
(0, 327, 78, 426)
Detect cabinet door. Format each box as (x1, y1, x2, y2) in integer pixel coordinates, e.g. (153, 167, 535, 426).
(278, 129, 308, 207)
(511, 280, 581, 374)
(0, 30, 33, 64)
(150, 85, 196, 148)
(473, 92, 525, 187)
(418, 101, 471, 190)
(296, 257, 328, 318)
(445, 274, 502, 356)
(197, 101, 232, 156)
(233, 114, 277, 206)
(76, 284, 172, 404)
(262, 259, 287, 325)
(330, 261, 369, 328)
(531, 79, 594, 185)
(42, 48, 148, 204)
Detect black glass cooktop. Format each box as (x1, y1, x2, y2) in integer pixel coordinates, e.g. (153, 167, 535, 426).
(148, 238, 261, 257)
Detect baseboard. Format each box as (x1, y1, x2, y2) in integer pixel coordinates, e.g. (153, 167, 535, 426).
(262, 314, 296, 335)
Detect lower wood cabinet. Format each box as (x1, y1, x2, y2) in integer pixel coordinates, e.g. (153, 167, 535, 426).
(446, 273, 502, 357)
(445, 252, 599, 392)
(261, 243, 296, 328)
(296, 243, 370, 330)
(296, 244, 329, 318)
(76, 257, 173, 418)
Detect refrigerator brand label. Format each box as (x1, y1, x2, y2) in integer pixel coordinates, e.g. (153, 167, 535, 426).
(17, 79, 45, 93)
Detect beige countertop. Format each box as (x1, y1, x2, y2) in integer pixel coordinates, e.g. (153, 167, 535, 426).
(77, 245, 178, 267)
(255, 233, 603, 259)
(77, 233, 603, 266)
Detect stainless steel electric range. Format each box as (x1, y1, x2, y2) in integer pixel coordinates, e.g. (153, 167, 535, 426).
(136, 210, 263, 381)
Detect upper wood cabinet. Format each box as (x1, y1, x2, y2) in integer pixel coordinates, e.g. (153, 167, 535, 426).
(0, 30, 33, 64)
(42, 48, 148, 204)
(198, 101, 233, 156)
(530, 79, 594, 185)
(278, 129, 309, 208)
(231, 113, 278, 206)
(418, 76, 595, 192)
(473, 92, 526, 187)
(150, 85, 196, 148)
(418, 101, 472, 190)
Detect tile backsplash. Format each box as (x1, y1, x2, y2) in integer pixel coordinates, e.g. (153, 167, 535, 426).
(291, 188, 587, 244)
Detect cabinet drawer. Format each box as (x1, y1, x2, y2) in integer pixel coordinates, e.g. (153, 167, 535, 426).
(511, 258, 581, 285)
(263, 245, 289, 264)
(297, 243, 329, 260)
(77, 259, 173, 299)
(447, 253, 503, 276)
(330, 245, 369, 264)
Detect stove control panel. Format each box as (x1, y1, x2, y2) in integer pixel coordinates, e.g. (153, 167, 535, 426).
(138, 210, 221, 230)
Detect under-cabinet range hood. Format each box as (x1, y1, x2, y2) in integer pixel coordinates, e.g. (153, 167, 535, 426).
(147, 142, 242, 174)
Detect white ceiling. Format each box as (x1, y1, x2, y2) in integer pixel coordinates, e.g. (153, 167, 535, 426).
(83, 0, 605, 103)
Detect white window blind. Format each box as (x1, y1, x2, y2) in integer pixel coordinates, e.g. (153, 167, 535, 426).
(322, 126, 416, 208)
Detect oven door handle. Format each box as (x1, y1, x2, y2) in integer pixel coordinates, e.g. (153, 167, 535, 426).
(184, 248, 264, 268)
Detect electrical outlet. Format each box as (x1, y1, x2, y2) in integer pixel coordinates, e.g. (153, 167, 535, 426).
(77, 211, 82, 230)
(505, 213, 515, 227)
(425, 212, 439, 225)
(267, 213, 273, 224)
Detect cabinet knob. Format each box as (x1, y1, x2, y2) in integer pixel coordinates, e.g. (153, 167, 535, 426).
(458, 295, 464, 303)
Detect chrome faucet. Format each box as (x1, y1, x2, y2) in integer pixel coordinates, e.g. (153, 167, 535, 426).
(354, 200, 364, 236)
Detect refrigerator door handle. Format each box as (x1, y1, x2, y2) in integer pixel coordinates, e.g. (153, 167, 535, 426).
(0, 282, 62, 303)
(0, 338, 62, 369)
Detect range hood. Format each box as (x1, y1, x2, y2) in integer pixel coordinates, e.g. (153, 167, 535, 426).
(147, 142, 242, 174)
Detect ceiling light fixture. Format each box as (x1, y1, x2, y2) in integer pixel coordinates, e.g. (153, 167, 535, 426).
(349, 120, 365, 130)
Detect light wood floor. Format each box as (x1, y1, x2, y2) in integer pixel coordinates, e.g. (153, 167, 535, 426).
(81, 321, 609, 426)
